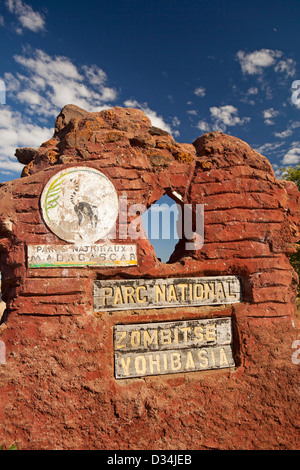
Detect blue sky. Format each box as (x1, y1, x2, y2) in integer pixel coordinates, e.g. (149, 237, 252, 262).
(0, 0, 299, 186)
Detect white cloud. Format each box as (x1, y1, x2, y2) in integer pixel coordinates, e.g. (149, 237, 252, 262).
(99, 86, 118, 102)
(0, 108, 52, 174)
(292, 80, 300, 109)
(196, 105, 250, 133)
(194, 87, 206, 97)
(172, 116, 180, 127)
(247, 87, 258, 95)
(17, 89, 41, 105)
(0, 15, 5, 27)
(237, 48, 296, 82)
(5, 0, 46, 33)
(282, 147, 300, 165)
(273, 122, 300, 139)
(123, 99, 176, 135)
(81, 64, 107, 86)
(209, 105, 250, 131)
(274, 129, 293, 139)
(3, 72, 21, 92)
(187, 109, 197, 116)
(263, 107, 279, 125)
(196, 120, 210, 132)
(0, 48, 120, 175)
(8, 48, 118, 117)
(274, 58, 296, 78)
(14, 49, 82, 81)
(237, 49, 282, 75)
(258, 78, 274, 100)
(238, 86, 259, 105)
(254, 141, 285, 155)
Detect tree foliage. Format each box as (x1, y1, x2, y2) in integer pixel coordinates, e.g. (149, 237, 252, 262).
(281, 164, 300, 295)
(280, 164, 300, 190)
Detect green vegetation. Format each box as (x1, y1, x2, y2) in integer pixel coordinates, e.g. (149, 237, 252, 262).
(281, 164, 300, 295)
(0, 444, 18, 450)
(281, 163, 300, 190)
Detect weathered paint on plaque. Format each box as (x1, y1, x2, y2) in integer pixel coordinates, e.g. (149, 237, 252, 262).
(40, 166, 119, 244)
(114, 317, 235, 378)
(115, 345, 235, 378)
(27, 244, 137, 268)
(114, 317, 232, 352)
(94, 276, 242, 312)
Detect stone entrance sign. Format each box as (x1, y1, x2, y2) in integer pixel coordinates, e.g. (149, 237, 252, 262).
(0, 105, 299, 450)
(93, 275, 242, 312)
(40, 166, 119, 244)
(114, 317, 235, 378)
(27, 244, 137, 268)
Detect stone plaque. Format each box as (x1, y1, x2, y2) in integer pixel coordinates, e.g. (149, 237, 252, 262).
(27, 244, 137, 268)
(40, 166, 119, 244)
(94, 276, 242, 312)
(114, 317, 235, 378)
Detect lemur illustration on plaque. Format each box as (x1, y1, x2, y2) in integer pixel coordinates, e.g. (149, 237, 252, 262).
(40, 166, 119, 244)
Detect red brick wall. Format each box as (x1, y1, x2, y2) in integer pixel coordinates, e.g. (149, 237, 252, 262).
(0, 106, 299, 450)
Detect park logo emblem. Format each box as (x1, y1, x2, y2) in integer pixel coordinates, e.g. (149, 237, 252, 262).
(40, 166, 119, 244)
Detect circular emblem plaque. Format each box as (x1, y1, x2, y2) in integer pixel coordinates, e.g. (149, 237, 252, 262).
(41, 166, 119, 243)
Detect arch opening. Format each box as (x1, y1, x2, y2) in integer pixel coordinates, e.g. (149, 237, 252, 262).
(141, 193, 182, 263)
